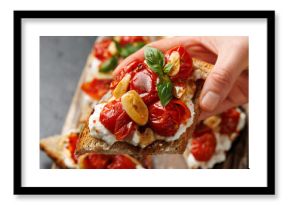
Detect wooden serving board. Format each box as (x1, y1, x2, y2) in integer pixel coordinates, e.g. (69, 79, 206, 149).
(59, 37, 248, 169)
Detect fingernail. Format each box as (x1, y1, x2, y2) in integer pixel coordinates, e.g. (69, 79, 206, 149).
(201, 91, 220, 111)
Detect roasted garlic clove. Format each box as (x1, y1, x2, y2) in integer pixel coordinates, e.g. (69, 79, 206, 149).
(121, 90, 149, 126)
(203, 115, 221, 131)
(168, 51, 180, 76)
(113, 74, 131, 99)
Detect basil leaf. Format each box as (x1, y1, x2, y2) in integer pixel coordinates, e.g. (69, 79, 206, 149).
(120, 42, 145, 58)
(144, 46, 165, 76)
(99, 56, 118, 73)
(163, 63, 173, 74)
(157, 76, 173, 106)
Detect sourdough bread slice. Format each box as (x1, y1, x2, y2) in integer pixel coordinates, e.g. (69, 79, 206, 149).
(40, 134, 70, 168)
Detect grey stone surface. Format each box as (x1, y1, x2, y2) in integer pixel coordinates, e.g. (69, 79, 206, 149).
(40, 36, 97, 168)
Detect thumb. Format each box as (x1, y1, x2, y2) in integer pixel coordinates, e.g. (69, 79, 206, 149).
(199, 48, 247, 112)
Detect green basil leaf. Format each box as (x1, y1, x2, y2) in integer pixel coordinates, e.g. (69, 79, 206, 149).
(157, 76, 173, 106)
(144, 46, 165, 76)
(120, 42, 145, 58)
(163, 63, 173, 74)
(99, 56, 118, 73)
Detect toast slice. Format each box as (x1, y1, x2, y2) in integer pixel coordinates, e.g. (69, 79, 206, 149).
(40, 134, 70, 168)
(76, 57, 212, 157)
(40, 132, 148, 168)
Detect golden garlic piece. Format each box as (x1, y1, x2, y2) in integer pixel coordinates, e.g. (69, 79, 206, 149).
(168, 51, 180, 76)
(121, 90, 149, 126)
(203, 115, 221, 130)
(113, 74, 131, 99)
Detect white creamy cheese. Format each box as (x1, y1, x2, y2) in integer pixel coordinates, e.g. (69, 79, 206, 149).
(63, 150, 78, 168)
(185, 108, 246, 169)
(186, 148, 226, 169)
(237, 109, 246, 131)
(136, 164, 144, 169)
(89, 103, 116, 145)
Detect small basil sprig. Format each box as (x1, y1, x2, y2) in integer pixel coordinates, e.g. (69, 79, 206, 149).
(99, 56, 118, 73)
(99, 40, 145, 73)
(144, 46, 173, 106)
(120, 42, 145, 58)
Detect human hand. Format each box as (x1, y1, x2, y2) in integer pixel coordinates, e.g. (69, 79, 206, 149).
(113, 36, 248, 121)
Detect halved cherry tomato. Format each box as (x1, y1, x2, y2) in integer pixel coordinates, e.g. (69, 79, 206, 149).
(81, 78, 112, 100)
(82, 154, 113, 169)
(93, 39, 112, 61)
(65, 133, 79, 164)
(100, 99, 136, 140)
(220, 108, 240, 135)
(110, 60, 143, 89)
(130, 64, 159, 105)
(148, 99, 191, 136)
(107, 155, 136, 169)
(191, 124, 216, 161)
(81, 154, 136, 169)
(165, 46, 193, 81)
(118, 36, 147, 46)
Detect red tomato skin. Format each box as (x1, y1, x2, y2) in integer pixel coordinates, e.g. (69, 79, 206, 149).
(107, 155, 136, 169)
(65, 133, 79, 164)
(99, 99, 136, 140)
(114, 112, 137, 141)
(81, 78, 112, 100)
(191, 128, 217, 162)
(110, 60, 143, 89)
(165, 46, 193, 81)
(118, 36, 146, 46)
(99, 100, 123, 132)
(220, 108, 240, 135)
(148, 100, 191, 136)
(82, 154, 113, 169)
(93, 39, 112, 61)
(82, 154, 136, 169)
(130, 65, 159, 105)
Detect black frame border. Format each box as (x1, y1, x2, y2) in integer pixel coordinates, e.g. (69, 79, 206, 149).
(14, 10, 275, 195)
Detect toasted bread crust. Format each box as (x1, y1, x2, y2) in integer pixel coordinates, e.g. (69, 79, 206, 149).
(75, 81, 203, 157)
(40, 135, 69, 168)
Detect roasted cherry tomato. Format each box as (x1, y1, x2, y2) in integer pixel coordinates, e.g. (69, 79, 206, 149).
(118, 36, 147, 46)
(82, 154, 113, 169)
(191, 125, 216, 161)
(81, 78, 112, 100)
(107, 155, 136, 169)
(165, 46, 193, 81)
(93, 39, 113, 61)
(130, 64, 159, 105)
(81, 154, 136, 169)
(220, 108, 240, 135)
(100, 99, 136, 140)
(110, 60, 143, 89)
(65, 133, 79, 163)
(148, 99, 191, 136)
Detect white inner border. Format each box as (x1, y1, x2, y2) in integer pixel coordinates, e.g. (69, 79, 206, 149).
(22, 18, 267, 187)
